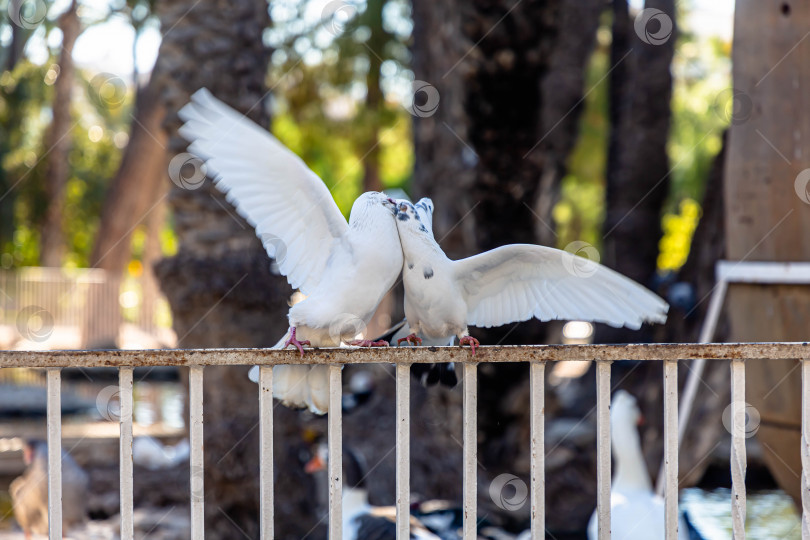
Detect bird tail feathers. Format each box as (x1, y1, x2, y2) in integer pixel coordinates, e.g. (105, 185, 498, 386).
(248, 329, 292, 383)
(248, 329, 330, 415)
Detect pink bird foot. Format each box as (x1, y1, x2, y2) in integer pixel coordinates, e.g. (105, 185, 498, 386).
(283, 327, 311, 357)
(348, 339, 390, 347)
(459, 335, 480, 356)
(397, 333, 423, 347)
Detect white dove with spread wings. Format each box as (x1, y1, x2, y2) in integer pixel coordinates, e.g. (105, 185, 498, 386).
(179, 89, 403, 414)
(393, 198, 668, 353)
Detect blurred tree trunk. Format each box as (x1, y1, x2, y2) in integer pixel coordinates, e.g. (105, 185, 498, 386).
(597, 0, 676, 344)
(412, 0, 603, 298)
(411, 0, 604, 533)
(40, 0, 79, 267)
(90, 84, 168, 273)
(140, 184, 167, 333)
(723, 0, 810, 507)
(361, 0, 384, 193)
(413, 0, 603, 259)
(86, 84, 168, 348)
(3, 15, 28, 72)
(147, 1, 313, 538)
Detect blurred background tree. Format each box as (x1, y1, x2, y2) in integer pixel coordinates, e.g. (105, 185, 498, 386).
(0, 0, 732, 276)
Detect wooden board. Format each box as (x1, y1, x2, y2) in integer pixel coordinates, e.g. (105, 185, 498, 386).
(724, 0, 810, 506)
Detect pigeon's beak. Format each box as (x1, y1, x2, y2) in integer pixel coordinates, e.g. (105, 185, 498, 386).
(383, 198, 398, 214)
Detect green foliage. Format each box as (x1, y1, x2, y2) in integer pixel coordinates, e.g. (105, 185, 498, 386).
(667, 34, 729, 204)
(0, 57, 132, 268)
(268, 0, 414, 215)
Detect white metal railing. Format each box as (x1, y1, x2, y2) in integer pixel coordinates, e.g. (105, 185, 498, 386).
(2, 342, 809, 540)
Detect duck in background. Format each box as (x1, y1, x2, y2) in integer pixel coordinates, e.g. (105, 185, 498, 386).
(587, 391, 703, 540)
(10, 439, 88, 538)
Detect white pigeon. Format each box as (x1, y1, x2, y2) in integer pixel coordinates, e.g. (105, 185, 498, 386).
(392, 198, 668, 353)
(383, 199, 459, 386)
(587, 391, 690, 540)
(178, 89, 403, 414)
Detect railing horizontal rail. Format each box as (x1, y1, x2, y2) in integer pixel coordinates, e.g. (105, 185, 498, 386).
(0, 342, 808, 368)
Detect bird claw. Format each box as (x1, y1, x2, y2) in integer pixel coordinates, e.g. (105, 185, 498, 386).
(348, 339, 390, 347)
(283, 327, 311, 357)
(459, 335, 480, 356)
(397, 333, 423, 347)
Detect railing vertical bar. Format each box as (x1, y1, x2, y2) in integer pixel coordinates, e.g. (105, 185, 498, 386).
(530, 361, 545, 539)
(596, 361, 611, 540)
(396, 363, 411, 540)
(663, 360, 678, 540)
(259, 366, 274, 539)
(119, 367, 134, 540)
(730, 359, 746, 539)
(802, 358, 810, 540)
(47, 368, 62, 540)
(189, 366, 204, 540)
(328, 365, 343, 540)
(463, 362, 478, 540)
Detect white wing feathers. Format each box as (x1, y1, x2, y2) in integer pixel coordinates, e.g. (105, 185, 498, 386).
(178, 88, 348, 295)
(453, 245, 668, 330)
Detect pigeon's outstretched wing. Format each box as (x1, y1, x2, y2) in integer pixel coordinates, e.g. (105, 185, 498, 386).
(452, 244, 668, 330)
(179, 89, 349, 295)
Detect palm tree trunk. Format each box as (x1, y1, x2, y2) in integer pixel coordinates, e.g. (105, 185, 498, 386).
(147, 2, 309, 537)
(40, 0, 80, 267)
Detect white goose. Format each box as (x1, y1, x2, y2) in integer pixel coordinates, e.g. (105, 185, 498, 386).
(587, 390, 691, 540)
